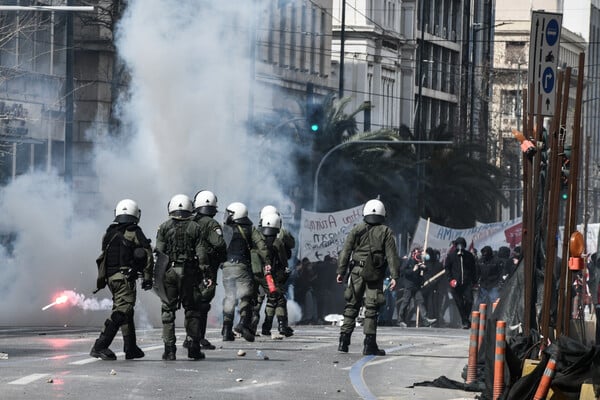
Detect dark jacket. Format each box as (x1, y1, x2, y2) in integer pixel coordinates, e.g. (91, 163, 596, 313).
(400, 256, 424, 288)
(476, 254, 504, 289)
(444, 248, 476, 287)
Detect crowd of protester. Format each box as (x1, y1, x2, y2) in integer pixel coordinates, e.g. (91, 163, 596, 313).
(290, 240, 600, 331)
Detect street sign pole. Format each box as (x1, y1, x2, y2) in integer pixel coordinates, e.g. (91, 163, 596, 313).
(528, 11, 562, 117)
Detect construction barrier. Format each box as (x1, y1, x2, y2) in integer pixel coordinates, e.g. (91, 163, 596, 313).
(493, 320, 506, 400)
(533, 357, 557, 400)
(466, 311, 480, 384)
(478, 303, 487, 351)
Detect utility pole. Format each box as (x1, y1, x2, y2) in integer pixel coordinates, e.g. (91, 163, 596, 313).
(338, 0, 346, 99)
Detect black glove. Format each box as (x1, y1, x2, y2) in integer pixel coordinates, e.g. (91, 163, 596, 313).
(141, 279, 153, 291)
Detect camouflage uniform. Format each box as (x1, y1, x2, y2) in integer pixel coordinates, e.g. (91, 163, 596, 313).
(155, 216, 205, 360)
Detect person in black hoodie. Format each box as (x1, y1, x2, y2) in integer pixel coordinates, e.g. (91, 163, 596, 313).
(474, 246, 503, 308)
(444, 237, 476, 328)
(396, 247, 437, 327)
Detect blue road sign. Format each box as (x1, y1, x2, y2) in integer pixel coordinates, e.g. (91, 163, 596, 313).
(543, 67, 555, 93)
(546, 19, 559, 46)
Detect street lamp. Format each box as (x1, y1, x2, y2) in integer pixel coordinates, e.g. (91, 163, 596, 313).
(312, 139, 452, 211)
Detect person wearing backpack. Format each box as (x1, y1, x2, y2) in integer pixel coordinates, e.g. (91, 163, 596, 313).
(336, 199, 400, 356)
(90, 199, 154, 361)
(155, 194, 206, 361)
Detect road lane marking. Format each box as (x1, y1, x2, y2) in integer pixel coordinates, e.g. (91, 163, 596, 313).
(220, 380, 281, 392)
(349, 344, 417, 400)
(8, 373, 50, 385)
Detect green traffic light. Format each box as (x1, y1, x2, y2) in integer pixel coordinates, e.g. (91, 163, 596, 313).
(311, 124, 319, 132)
(561, 192, 568, 200)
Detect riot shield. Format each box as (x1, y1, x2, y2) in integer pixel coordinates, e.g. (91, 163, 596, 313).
(152, 249, 170, 303)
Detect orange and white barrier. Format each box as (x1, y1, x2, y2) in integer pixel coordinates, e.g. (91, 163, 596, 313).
(466, 311, 480, 384)
(533, 357, 557, 400)
(493, 320, 506, 400)
(478, 303, 487, 351)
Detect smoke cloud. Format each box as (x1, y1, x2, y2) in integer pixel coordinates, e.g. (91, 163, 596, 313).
(0, 0, 300, 328)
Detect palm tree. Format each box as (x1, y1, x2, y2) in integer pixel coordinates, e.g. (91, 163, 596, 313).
(255, 95, 507, 232)
(318, 123, 507, 234)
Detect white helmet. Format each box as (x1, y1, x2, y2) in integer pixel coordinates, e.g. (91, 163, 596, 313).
(259, 205, 279, 219)
(225, 202, 248, 223)
(260, 212, 281, 236)
(114, 199, 140, 223)
(259, 205, 279, 227)
(193, 190, 218, 216)
(363, 199, 386, 224)
(168, 194, 193, 218)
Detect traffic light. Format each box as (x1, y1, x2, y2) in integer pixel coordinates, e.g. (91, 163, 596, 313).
(559, 146, 570, 201)
(307, 102, 325, 133)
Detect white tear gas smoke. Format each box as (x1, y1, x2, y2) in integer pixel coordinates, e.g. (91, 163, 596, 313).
(0, 0, 300, 328)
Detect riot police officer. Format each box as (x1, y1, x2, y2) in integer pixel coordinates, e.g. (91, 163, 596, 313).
(259, 212, 294, 338)
(251, 205, 295, 337)
(90, 199, 154, 360)
(155, 194, 206, 360)
(336, 199, 399, 356)
(221, 202, 270, 342)
(181, 190, 227, 350)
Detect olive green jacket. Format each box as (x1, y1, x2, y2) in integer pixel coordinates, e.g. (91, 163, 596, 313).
(336, 222, 399, 280)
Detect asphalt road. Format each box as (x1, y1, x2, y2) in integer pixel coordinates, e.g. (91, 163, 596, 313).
(0, 325, 477, 400)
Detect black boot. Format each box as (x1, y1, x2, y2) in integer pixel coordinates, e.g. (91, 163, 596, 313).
(222, 322, 235, 341)
(124, 332, 145, 360)
(250, 312, 260, 336)
(161, 344, 176, 361)
(278, 316, 294, 337)
(199, 312, 215, 350)
(261, 315, 274, 336)
(338, 332, 351, 353)
(90, 319, 119, 360)
(234, 311, 255, 342)
(187, 339, 205, 360)
(362, 334, 385, 356)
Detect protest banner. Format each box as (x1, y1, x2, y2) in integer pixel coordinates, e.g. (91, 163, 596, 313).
(297, 205, 363, 262)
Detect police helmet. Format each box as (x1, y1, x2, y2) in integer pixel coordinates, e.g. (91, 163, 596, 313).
(225, 202, 248, 224)
(114, 199, 140, 223)
(193, 190, 218, 217)
(259, 205, 279, 226)
(261, 212, 281, 236)
(362, 199, 386, 224)
(168, 194, 193, 218)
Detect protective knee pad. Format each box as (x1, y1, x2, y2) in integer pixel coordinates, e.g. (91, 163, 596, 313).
(110, 311, 127, 327)
(343, 307, 359, 319)
(161, 309, 175, 324)
(363, 305, 379, 319)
